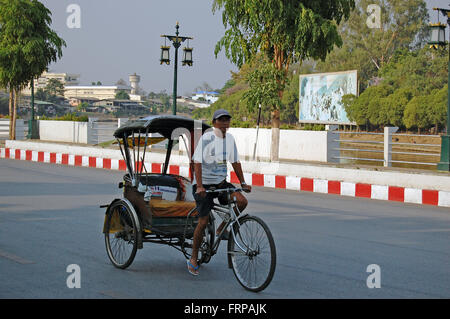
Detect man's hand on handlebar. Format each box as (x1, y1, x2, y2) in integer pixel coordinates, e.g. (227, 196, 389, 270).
(241, 184, 251, 193)
(196, 186, 206, 198)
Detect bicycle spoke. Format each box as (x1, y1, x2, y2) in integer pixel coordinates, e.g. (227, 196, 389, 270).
(229, 216, 276, 292)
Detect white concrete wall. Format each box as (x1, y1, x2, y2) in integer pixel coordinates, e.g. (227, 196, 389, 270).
(228, 128, 272, 160)
(279, 130, 330, 162)
(38, 120, 88, 143)
(33, 121, 338, 163)
(180, 127, 335, 162)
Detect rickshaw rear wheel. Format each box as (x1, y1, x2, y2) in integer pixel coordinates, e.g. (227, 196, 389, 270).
(104, 199, 140, 269)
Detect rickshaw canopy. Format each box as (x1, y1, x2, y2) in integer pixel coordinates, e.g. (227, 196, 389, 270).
(113, 115, 211, 139)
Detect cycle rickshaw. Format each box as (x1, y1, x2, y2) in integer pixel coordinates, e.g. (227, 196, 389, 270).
(101, 115, 276, 292)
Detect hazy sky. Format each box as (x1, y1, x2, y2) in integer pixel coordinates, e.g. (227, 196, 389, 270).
(41, 0, 447, 96)
(41, 0, 238, 96)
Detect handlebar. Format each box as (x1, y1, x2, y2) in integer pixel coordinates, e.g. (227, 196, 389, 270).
(204, 187, 250, 194)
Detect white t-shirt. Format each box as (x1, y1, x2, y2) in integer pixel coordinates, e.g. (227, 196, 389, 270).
(192, 129, 239, 185)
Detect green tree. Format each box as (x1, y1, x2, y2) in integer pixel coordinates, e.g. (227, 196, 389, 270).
(280, 71, 300, 124)
(380, 87, 413, 128)
(35, 88, 50, 101)
(115, 90, 130, 100)
(45, 78, 65, 96)
(0, 0, 65, 139)
(342, 83, 393, 130)
(243, 55, 286, 124)
(77, 102, 89, 112)
(428, 85, 448, 134)
(342, 45, 447, 132)
(213, 0, 355, 160)
(403, 95, 430, 133)
(316, 0, 429, 92)
(160, 94, 171, 112)
(380, 46, 448, 95)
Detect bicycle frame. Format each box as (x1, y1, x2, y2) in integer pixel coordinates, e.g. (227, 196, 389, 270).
(206, 188, 250, 256)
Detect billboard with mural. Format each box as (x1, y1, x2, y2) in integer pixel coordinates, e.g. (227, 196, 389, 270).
(299, 70, 357, 124)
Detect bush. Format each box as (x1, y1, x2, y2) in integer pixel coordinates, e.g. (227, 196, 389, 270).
(40, 113, 88, 122)
(302, 124, 325, 131)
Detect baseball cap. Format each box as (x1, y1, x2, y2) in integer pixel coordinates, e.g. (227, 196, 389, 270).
(212, 109, 232, 121)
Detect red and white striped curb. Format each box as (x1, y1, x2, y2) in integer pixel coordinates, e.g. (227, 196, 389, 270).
(1, 147, 450, 208)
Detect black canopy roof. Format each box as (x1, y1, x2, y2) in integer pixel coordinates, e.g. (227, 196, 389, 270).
(113, 115, 211, 139)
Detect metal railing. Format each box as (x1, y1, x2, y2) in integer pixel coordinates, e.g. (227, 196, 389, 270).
(331, 127, 441, 169)
(0, 119, 27, 140)
(87, 118, 128, 144)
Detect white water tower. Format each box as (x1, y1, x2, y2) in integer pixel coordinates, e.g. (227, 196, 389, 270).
(129, 73, 140, 95)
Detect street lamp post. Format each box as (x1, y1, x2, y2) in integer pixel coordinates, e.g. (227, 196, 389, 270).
(160, 22, 193, 115)
(27, 78, 39, 139)
(429, 8, 450, 171)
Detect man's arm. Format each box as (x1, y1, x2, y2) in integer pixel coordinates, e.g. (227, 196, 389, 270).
(193, 162, 203, 187)
(193, 162, 206, 196)
(231, 162, 251, 192)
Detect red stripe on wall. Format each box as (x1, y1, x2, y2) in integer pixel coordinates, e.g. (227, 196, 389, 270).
(134, 161, 143, 173)
(15, 149, 21, 159)
(38, 152, 44, 162)
(388, 186, 404, 202)
(230, 171, 239, 183)
(5, 148, 10, 158)
(103, 158, 111, 169)
(74, 155, 82, 166)
(119, 160, 127, 171)
(252, 173, 264, 186)
(169, 165, 179, 175)
(275, 175, 286, 189)
(50, 153, 56, 163)
(422, 189, 439, 206)
(61, 154, 69, 165)
(355, 183, 371, 198)
(328, 180, 341, 194)
(152, 163, 161, 173)
(26, 150, 32, 161)
(89, 157, 96, 167)
(300, 178, 314, 192)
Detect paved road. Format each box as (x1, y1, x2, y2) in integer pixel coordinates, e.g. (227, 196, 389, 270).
(1, 158, 449, 299)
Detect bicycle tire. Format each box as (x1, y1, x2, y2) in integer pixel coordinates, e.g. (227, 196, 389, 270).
(228, 215, 276, 292)
(104, 200, 140, 269)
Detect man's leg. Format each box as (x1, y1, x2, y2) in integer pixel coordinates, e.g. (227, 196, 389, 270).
(189, 215, 209, 273)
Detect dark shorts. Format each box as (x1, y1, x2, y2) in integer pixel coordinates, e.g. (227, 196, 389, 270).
(192, 180, 236, 217)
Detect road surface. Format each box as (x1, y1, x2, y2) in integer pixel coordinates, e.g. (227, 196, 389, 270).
(1, 158, 449, 299)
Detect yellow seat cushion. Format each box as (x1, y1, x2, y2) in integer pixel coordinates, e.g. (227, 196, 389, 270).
(150, 199, 198, 218)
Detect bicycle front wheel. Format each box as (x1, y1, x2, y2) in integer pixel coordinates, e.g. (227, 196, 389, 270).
(228, 215, 276, 292)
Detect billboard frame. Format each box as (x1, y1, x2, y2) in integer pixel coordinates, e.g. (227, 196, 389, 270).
(299, 69, 358, 125)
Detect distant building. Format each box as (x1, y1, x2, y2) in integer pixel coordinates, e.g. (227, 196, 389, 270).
(22, 71, 80, 95)
(92, 99, 144, 112)
(22, 71, 145, 104)
(64, 85, 132, 101)
(192, 91, 219, 104)
(177, 97, 210, 109)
